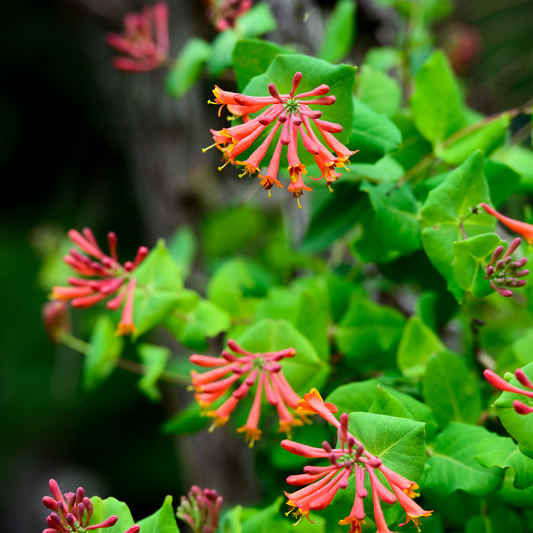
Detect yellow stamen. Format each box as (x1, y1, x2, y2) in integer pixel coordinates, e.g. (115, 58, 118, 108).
(202, 142, 218, 153)
(328, 185, 333, 193)
(218, 159, 231, 171)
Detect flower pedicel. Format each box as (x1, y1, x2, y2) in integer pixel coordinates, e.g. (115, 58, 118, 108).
(205, 72, 358, 206)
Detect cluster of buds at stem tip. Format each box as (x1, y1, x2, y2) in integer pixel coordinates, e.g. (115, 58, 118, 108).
(205, 0, 252, 31)
(204, 72, 358, 207)
(42, 300, 71, 344)
(480, 203, 533, 245)
(190, 340, 308, 446)
(50, 228, 149, 336)
(484, 369, 533, 415)
(283, 389, 432, 533)
(176, 486, 223, 533)
(42, 479, 140, 533)
(105, 2, 170, 72)
(484, 237, 529, 298)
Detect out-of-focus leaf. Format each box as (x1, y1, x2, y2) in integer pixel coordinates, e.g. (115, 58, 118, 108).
(345, 156, 405, 183)
(364, 47, 402, 71)
(233, 39, 292, 91)
(207, 30, 238, 77)
(166, 38, 211, 99)
(484, 160, 520, 208)
(410, 51, 466, 146)
(390, 116, 433, 172)
(317, 0, 356, 63)
(137, 495, 179, 533)
(133, 239, 183, 338)
(235, 3, 277, 38)
(492, 145, 533, 195)
(137, 344, 170, 402)
(465, 506, 523, 533)
(167, 225, 196, 280)
(356, 65, 402, 116)
(84, 315, 124, 390)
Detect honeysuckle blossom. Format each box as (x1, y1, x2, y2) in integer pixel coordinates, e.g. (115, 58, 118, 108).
(106, 2, 170, 72)
(484, 237, 529, 297)
(42, 300, 71, 344)
(205, 0, 252, 31)
(480, 203, 533, 245)
(283, 389, 432, 532)
(176, 486, 223, 533)
(42, 479, 140, 533)
(50, 229, 148, 336)
(205, 72, 358, 207)
(484, 368, 533, 415)
(190, 340, 306, 446)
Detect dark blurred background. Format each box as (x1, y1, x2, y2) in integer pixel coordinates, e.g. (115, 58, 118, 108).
(1, 0, 532, 531)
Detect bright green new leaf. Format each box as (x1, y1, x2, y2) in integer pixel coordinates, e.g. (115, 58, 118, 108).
(494, 362, 533, 452)
(138, 495, 180, 533)
(424, 422, 503, 497)
(219, 505, 242, 533)
(397, 315, 445, 378)
(317, 0, 356, 63)
(167, 225, 197, 280)
(235, 3, 277, 38)
(347, 97, 402, 164)
(411, 51, 466, 146)
(420, 150, 495, 301)
(165, 38, 211, 99)
(233, 39, 293, 91)
(422, 351, 482, 428)
(235, 319, 330, 394)
(475, 436, 533, 489)
(345, 156, 405, 183)
(137, 344, 170, 402)
(356, 65, 402, 116)
(134, 239, 184, 338)
(89, 497, 135, 533)
(453, 233, 504, 297)
(84, 315, 124, 390)
(207, 30, 238, 77)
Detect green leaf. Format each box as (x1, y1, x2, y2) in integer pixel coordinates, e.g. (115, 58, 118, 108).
(89, 497, 135, 533)
(410, 51, 466, 146)
(235, 3, 277, 38)
(241, 54, 356, 166)
(334, 292, 405, 368)
(494, 362, 533, 452)
(219, 506, 242, 533)
(347, 97, 402, 164)
(369, 387, 415, 419)
(356, 65, 402, 116)
(439, 114, 511, 165)
(424, 422, 503, 497)
(134, 239, 184, 338)
(333, 413, 426, 510)
(484, 160, 520, 208)
(364, 47, 402, 71)
(389, 116, 433, 172)
(165, 38, 211, 99)
(475, 436, 533, 489)
(420, 150, 495, 301)
(453, 233, 504, 298)
(345, 155, 405, 184)
(397, 315, 445, 378)
(137, 344, 170, 402)
(167, 225, 197, 280)
(207, 30, 238, 77)
(233, 39, 292, 92)
(138, 495, 180, 533)
(465, 506, 523, 533)
(235, 319, 329, 395)
(492, 145, 533, 194)
(317, 0, 356, 63)
(84, 315, 124, 390)
(422, 351, 482, 428)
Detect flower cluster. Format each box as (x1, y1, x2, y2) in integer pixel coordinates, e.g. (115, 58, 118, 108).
(42, 479, 139, 533)
(484, 368, 533, 415)
(190, 340, 306, 446)
(283, 389, 432, 533)
(42, 300, 71, 344)
(205, 72, 358, 206)
(481, 203, 533, 245)
(106, 2, 170, 72)
(205, 0, 252, 31)
(485, 237, 529, 297)
(51, 228, 148, 336)
(176, 486, 223, 533)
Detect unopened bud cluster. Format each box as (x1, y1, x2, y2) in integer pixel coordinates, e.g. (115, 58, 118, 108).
(485, 237, 529, 297)
(176, 486, 223, 533)
(42, 479, 139, 533)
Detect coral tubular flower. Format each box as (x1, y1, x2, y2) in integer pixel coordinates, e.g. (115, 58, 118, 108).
(484, 368, 533, 415)
(283, 400, 432, 533)
(176, 486, 223, 533)
(480, 203, 533, 245)
(205, 72, 358, 205)
(50, 229, 148, 336)
(106, 2, 170, 72)
(42, 479, 139, 533)
(190, 341, 304, 446)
